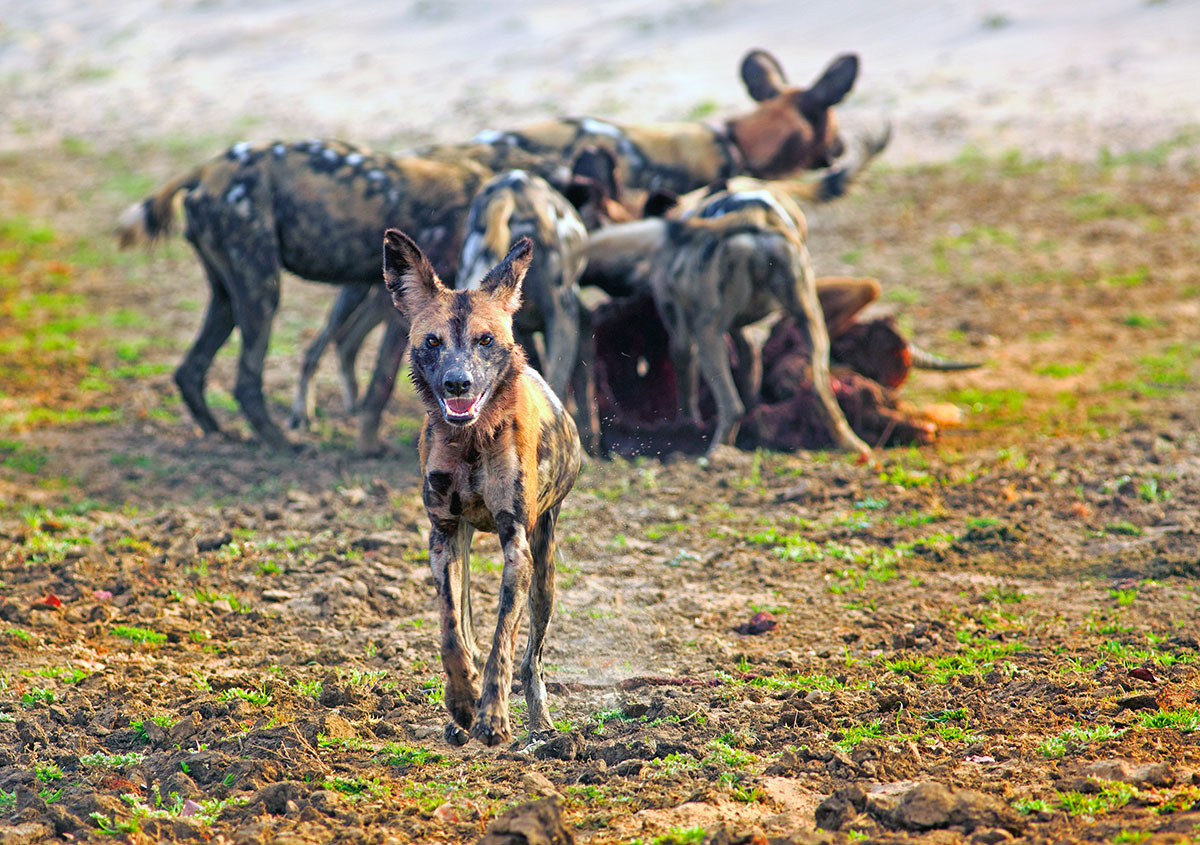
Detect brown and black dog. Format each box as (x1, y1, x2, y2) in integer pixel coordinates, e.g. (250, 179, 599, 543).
(383, 228, 581, 747)
(118, 50, 876, 452)
(584, 185, 874, 457)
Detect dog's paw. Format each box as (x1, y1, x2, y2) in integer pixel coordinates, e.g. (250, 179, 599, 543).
(469, 707, 512, 748)
(285, 410, 309, 431)
(443, 722, 470, 747)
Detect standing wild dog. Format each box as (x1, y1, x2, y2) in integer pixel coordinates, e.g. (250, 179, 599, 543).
(456, 169, 599, 453)
(584, 186, 873, 457)
(119, 50, 878, 452)
(383, 228, 581, 747)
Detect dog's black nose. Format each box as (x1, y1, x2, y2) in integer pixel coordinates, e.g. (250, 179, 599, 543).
(443, 371, 472, 396)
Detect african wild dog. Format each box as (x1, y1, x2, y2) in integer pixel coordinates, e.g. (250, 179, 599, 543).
(119, 50, 877, 452)
(383, 228, 581, 747)
(117, 140, 491, 452)
(583, 185, 873, 457)
(456, 169, 600, 453)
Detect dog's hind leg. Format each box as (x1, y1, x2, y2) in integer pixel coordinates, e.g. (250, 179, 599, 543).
(429, 519, 481, 735)
(225, 268, 286, 450)
(288, 282, 373, 430)
(693, 320, 745, 452)
(521, 505, 559, 735)
(729, 327, 762, 410)
(174, 253, 236, 437)
(541, 295, 579, 403)
(570, 308, 600, 455)
(780, 246, 871, 457)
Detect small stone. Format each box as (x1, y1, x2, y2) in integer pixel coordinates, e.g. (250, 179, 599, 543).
(1116, 693, 1159, 711)
(195, 531, 232, 552)
(520, 771, 560, 797)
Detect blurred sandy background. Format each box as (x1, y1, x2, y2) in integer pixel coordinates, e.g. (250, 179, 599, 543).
(3, 0, 1198, 161)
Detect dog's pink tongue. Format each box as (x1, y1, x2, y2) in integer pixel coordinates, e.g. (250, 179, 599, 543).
(445, 397, 475, 415)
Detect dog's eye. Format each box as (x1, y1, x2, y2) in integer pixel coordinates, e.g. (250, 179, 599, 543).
(478, 335, 493, 347)
(425, 335, 441, 348)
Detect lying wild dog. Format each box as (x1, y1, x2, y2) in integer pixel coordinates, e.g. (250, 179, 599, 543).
(457, 169, 600, 453)
(583, 187, 872, 456)
(383, 228, 581, 747)
(119, 50, 877, 452)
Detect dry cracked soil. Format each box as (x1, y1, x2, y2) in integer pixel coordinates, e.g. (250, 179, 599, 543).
(1, 3, 1200, 844)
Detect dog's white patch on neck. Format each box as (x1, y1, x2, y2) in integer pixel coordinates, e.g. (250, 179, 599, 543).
(580, 118, 622, 139)
(525, 367, 564, 414)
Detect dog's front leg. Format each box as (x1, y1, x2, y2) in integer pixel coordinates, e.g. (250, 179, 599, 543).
(429, 521, 481, 732)
(471, 511, 532, 747)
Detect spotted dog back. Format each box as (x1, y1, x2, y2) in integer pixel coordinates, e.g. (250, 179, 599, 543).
(383, 228, 581, 748)
(118, 139, 490, 451)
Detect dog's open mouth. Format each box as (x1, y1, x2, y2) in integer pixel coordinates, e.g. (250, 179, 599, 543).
(440, 393, 486, 424)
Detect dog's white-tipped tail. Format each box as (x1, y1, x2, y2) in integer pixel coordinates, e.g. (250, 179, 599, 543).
(116, 200, 150, 249)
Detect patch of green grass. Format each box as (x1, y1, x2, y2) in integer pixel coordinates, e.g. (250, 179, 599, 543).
(1013, 797, 1051, 815)
(1034, 361, 1087, 378)
(1057, 780, 1136, 815)
(832, 719, 883, 750)
(217, 687, 272, 707)
(111, 625, 166, 644)
(36, 763, 63, 782)
(651, 827, 708, 845)
(1104, 521, 1144, 537)
(1038, 724, 1126, 758)
(380, 742, 445, 767)
(20, 688, 55, 707)
(1139, 708, 1200, 733)
(80, 751, 146, 770)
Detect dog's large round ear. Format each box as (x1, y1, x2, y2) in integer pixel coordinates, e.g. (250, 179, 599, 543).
(480, 236, 532, 315)
(799, 53, 859, 115)
(383, 228, 443, 315)
(741, 49, 789, 102)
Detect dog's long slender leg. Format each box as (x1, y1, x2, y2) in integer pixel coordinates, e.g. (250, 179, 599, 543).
(288, 282, 373, 430)
(521, 505, 559, 735)
(471, 511, 532, 747)
(783, 244, 872, 457)
(334, 287, 393, 413)
(174, 254, 236, 437)
(541, 297, 578, 403)
(356, 315, 409, 454)
(226, 270, 287, 450)
(429, 519, 480, 730)
(455, 521, 480, 667)
(694, 320, 745, 451)
(729, 327, 762, 410)
(669, 339, 700, 423)
(570, 307, 600, 455)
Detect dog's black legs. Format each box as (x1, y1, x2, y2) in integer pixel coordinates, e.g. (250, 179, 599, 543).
(227, 271, 286, 450)
(521, 505, 559, 734)
(356, 314, 409, 454)
(729, 327, 762, 410)
(289, 282, 374, 430)
(174, 256, 236, 437)
(333, 287, 393, 413)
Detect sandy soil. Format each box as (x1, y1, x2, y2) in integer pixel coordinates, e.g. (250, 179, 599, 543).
(1, 3, 1199, 844)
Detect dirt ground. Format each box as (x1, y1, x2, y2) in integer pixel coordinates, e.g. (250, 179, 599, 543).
(2, 3, 1200, 844)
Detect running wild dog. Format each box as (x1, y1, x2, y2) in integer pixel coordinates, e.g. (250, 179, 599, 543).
(118, 50, 877, 452)
(383, 229, 581, 747)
